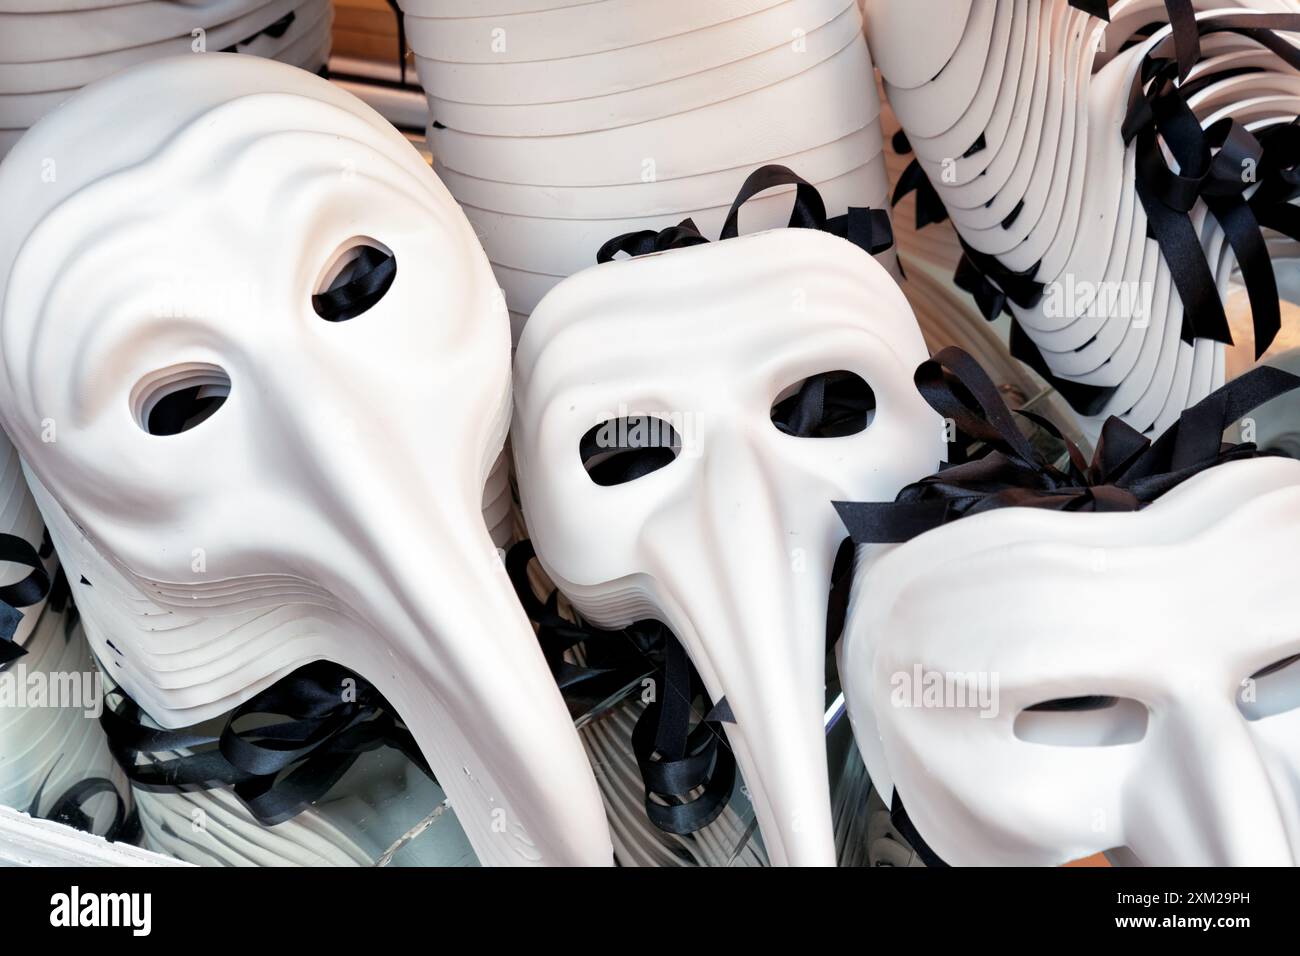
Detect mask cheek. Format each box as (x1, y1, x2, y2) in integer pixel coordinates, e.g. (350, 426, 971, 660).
(526, 436, 682, 587)
(1248, 714, 1300, 852)
(882, 688, 1138, 866)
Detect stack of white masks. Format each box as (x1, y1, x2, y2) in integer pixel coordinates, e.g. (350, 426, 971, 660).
(130, 719, 477, 866)
(512, 225, 943, 865)
(867, 0, 1300, 445)
(0, 0, 335, 159)
(0, 53, 613, 867)
(397, 0, 895, 340)
(0, 416, 55, 662)
(0, 605, 129, 839)
(0, 413, 120, 833)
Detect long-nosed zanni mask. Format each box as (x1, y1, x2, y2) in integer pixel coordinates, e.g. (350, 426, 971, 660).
(841, 456, 1300, 866)
(512, 228, 942, 865)
(0, 54, 612, 866)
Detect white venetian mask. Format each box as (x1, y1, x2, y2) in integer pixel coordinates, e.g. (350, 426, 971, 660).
(512, 227, 942, 864)
(842, 455, 1300, 866)
(0, 54, 611, 866)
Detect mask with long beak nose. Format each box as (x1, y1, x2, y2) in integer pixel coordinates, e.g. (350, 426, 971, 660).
(841, 456, 1300, 866)
(0, 54, 612, 867)
(511, 228, 942, 865)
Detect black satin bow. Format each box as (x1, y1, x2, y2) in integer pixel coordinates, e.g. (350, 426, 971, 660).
(953, 247, 1099, 417)
(953, 238, 1046, 321)
(834, 346, 1300, 543)
(506, 541, 736, 836)
(0, 531, 52, 665)
(101, 661, 432, 827)
(949, 246, 1127, 418)
(1123, 14, 1300, 358)
(891, 157, 950, 232)
(1251, 117, 1300, 255)
(597, 164, 894, 264)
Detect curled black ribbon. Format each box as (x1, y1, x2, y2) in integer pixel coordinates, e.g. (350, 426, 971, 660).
(631, 637, 736, 836)
(0, 531, 52, 665)
(101, 661, 432, 827)
(220, 11, 295, 53)
(505, 540, 662, 712)
(833, 346, 1300, 543)
(29, 768, 139, 845)
(597, 164, 894, 264)
(506, 541, 737, 836)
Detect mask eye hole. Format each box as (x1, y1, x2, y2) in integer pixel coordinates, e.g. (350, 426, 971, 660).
(132, 363, 231, 436)
(1014, 696, 1149, 747)
(580, 415, 681, 486)
(770, 371, 875, 437)
(1238, 652, 1300, 721)
(312, 239, 396, 322)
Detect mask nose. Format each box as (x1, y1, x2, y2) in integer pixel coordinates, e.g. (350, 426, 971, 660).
(298, 405, 612, 867)
(1126, 698, 1295, 865)
(645, 430, 836, 865)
